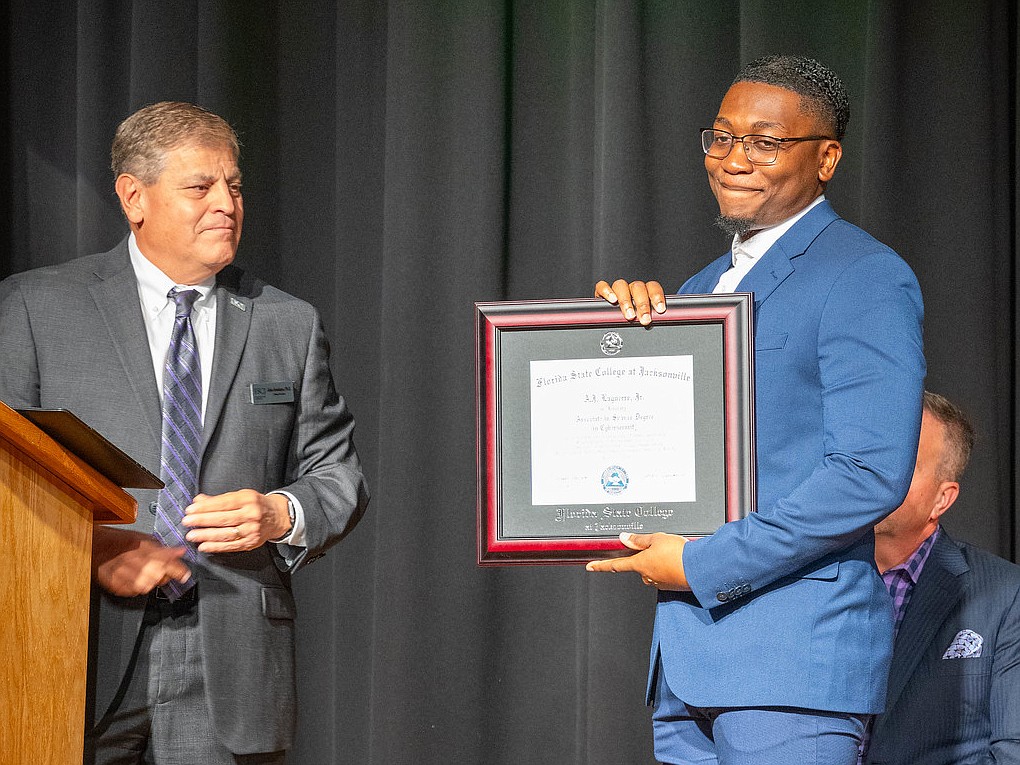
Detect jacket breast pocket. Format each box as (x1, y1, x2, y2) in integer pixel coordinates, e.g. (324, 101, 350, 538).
(755, 332, 788, 352)
(935, 654, 992, 676)
(242, 386, 298, 440)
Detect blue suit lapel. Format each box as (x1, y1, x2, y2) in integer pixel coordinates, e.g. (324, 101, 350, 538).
(203, 269, 253, 453)
(678, 201, 840, 305)
(883, 532, 969, 712)
(735, 201, 839, 312)
(734, 245, 794, 311)
(88, 242, 162, 445)
(679, 254, 731, 295)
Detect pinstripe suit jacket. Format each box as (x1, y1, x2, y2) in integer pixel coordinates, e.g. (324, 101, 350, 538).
(865, 530, 1020, 764)
(0, 239, 369, 754)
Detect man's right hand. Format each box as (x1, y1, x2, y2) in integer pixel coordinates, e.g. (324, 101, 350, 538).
(594, 279, 667, 325)
(91, 526, 192, 597)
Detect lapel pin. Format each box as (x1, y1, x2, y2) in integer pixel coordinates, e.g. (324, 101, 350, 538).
(229, 296, 246, 312)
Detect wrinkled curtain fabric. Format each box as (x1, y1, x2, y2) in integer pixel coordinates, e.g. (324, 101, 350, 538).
(3, 2, 1016, 762)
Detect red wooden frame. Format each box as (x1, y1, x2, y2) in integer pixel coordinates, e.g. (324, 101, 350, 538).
(476, 295, 755, 566)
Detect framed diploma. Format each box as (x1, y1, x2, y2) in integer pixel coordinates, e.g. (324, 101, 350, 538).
(475, 294, 756, 565)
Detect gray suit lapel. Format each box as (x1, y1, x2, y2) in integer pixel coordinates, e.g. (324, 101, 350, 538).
(203, 281, 252, 452)
(883, 532, 969, 711)
(89, 244, 161, 443)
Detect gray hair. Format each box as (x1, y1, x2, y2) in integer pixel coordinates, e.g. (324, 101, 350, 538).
(923, 391, 975, 483)
(111, 101, 239, 185)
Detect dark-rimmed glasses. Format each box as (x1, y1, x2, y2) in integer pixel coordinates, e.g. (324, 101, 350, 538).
(700, 128, 835, 165)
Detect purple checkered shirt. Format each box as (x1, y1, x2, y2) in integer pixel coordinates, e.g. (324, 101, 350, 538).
(858, 527, 940, 763)
(883, 526, 940, 638)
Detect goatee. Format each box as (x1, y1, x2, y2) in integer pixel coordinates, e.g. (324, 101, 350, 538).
(715, 215, 755, 238)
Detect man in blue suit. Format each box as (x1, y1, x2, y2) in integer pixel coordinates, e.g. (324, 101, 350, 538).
(588, 55, 925, 764)
(864, 392, 1020, 764)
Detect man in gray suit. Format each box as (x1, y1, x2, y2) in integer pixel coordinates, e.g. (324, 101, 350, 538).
(863, 392, 1020, 764)
(0, 102, 369, 764)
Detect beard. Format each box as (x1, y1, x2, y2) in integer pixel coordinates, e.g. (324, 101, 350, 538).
(714, 214, 756, 238)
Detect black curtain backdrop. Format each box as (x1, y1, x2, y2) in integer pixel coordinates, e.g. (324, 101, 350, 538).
(3, 2, 1017, 763)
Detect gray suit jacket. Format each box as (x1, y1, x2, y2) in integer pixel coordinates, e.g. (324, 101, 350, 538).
(865, 530, 1020, 764)
(0, 239, 369, 754)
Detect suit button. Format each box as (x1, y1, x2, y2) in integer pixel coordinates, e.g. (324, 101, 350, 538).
(149, 501, 158, 515)
(716, 592, 729, 603)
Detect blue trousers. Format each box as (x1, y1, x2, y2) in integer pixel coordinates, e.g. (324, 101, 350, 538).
(652, 667, 869, 765)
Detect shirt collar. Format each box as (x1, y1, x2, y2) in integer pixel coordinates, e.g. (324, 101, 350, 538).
(128, 233, 216, 317)
(886, 526, 941, 586)
(730, 195, 826, 265)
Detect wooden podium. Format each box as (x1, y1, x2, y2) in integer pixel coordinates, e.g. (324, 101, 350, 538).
(0, 402, 136, 763)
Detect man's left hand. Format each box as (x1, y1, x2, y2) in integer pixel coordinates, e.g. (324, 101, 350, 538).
(585, 532, 691, 590)
(182, 490, 291, 553)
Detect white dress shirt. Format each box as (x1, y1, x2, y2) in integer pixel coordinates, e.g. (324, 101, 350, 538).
(713, 195, 825, 293)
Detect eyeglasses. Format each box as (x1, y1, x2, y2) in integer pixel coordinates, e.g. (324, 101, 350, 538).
(700, 128, 835, 165)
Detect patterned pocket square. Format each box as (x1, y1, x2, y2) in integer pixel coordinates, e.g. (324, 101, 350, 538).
(942, 629, 983, 659)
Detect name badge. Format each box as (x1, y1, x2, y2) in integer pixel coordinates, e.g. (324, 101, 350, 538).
(249, 381, 295, 405)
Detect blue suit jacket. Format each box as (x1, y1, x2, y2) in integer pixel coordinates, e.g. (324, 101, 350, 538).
(865, 531, 1020, 764)
(650, 201, 925, 713)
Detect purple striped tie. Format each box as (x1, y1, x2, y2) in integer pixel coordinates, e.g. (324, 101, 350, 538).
(153, 288, 203, 599)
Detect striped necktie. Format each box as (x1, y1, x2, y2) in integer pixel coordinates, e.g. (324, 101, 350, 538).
(153, 287, 203, 599)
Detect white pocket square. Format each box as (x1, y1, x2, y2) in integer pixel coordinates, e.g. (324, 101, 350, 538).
(942, 629, 983, 659)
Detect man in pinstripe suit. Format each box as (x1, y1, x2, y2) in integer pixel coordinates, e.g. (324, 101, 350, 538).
(864, 391, 1020, 764)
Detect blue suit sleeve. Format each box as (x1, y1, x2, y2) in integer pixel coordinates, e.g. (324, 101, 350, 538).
(683, 250, 925, 607)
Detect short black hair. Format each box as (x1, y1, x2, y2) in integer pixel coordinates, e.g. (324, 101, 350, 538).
(733, 55, 850, 141)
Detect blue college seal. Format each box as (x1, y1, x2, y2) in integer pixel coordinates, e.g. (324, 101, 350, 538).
(601, 465, 629, 495)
